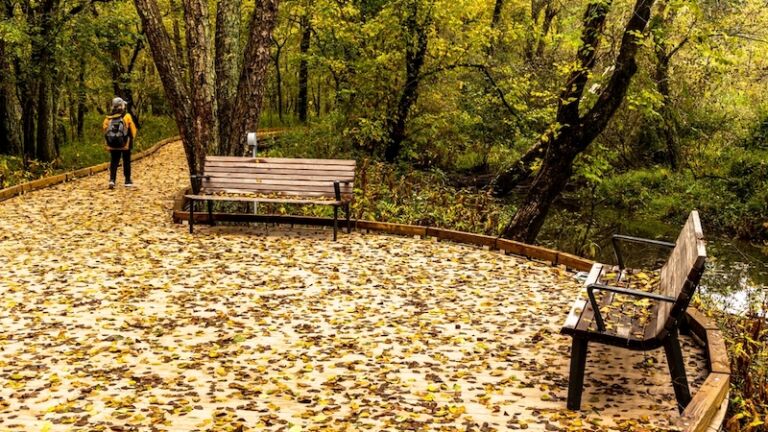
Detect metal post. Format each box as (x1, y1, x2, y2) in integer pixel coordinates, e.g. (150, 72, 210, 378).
(247, 132, 258, 157)
(247, 132, 258, 215)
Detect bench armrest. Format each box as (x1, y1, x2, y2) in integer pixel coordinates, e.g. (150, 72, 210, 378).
(333, 180, 354, 200)
(587, 282, 676, 333)
(611, 234, 675, 270)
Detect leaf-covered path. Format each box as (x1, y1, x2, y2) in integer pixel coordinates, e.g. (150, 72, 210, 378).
(0, 142, 706, 431)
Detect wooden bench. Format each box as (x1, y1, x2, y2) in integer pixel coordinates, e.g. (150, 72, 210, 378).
(561, 211, 706, 413)
(185, 156, 356, 240)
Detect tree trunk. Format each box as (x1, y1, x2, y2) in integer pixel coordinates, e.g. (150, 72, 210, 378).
(134, 0, 196, 178)
(35, 3, 56, 163)
(0, 36, 22, 155)
(215, 0, 241, 155)
(52, 78, 65, 159)
(77, 55, 87, 138)
(524, 0, 557, 62)
(648, 0, 684, 170)
(297, 15, 311, 123)
(169, 0, 185, 65)
(503, 0, 655, 242)
(491, 140, 546, 195)
(182, 0, 218, 159)
(384, 0, 430, 162)
(272, 42, 283, 122)
(491, 0, 504, 29)
(35, 74, 55, 162)
(502, 139, 579, 242)
(21, 84, 37, 165)
(654, 54, 679, 169)
(135, 0, 278, 185)
(227, 0, 279, 155)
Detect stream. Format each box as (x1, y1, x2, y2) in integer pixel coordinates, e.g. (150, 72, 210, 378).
(539, 208, 768, 315)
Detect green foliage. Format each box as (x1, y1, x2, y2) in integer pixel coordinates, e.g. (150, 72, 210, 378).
(352, 162, 507, 232)
(696, 300, 768, 432)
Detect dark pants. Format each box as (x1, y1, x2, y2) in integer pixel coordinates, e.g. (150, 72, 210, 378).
(109, 150, 132, 183)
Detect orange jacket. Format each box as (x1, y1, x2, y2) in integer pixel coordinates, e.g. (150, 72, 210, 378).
(103, 113, 138, 150)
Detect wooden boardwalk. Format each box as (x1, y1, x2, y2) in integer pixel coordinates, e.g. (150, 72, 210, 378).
(0, 141, 713, 431)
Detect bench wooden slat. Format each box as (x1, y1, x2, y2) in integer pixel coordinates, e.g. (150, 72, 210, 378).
(204, 177, 355, 188)
(204, 166, 355, 178)
(203, 169, 354, 182)
(205, 156, 356, 166)
(656, 211, 706, 336)
(205, 161, 356, 171)
(200, 188, 351, 198)
(202, 183, 352, 195)
(185, 194, 341, 205)
(563, 298, 587, 329)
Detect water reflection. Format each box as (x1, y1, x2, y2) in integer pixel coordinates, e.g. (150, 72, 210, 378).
(701, 240, 768, 316)
(540, 211, 768, 315)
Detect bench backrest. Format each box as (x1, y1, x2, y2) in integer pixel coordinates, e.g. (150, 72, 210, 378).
(201, 156, 356, 200)
(656, 211, 706, 337)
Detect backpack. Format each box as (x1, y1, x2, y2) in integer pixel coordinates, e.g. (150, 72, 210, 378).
(105, 115, 129, 148)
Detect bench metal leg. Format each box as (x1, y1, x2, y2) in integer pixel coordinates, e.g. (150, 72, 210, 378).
(189, 200, 195, 234)
(345, 203, 351, 233)
(663, 330, 691, 413)
(207, 200, 214, 226)
(567, 337, 589, 410)
(333, 205, 338, 241)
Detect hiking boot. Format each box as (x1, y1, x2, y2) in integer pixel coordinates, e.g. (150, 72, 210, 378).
(109, 181, 115, 189)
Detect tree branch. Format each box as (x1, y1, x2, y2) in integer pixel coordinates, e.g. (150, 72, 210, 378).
(67, 0, 111, 17)
(126, 35, 145, 74)
(418, 62, 521, 119)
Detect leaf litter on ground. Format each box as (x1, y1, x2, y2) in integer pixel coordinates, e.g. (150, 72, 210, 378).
(0, 142, 708, 431)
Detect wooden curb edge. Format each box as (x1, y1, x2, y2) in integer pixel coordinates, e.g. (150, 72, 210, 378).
(0, 135, 181, 203)
(677, 309, 731, 432)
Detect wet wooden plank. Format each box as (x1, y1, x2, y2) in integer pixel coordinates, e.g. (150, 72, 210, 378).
(0, 185, 22, 201)
(556, 252, 593, 271)
(424, 228, 496, 248)
(203, 182, 350, 194)
(205, 166, 354, 178)
(706, 329, 730, 375)
(675, 373, 729, 432)
(357, 221, 426, 237)
(496, 239, 558, 263)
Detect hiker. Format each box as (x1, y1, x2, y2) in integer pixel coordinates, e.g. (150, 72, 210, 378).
(103, 97, 138, 188)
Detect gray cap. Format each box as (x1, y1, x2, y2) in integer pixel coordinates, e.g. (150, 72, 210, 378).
(111, 97, 127, 111)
